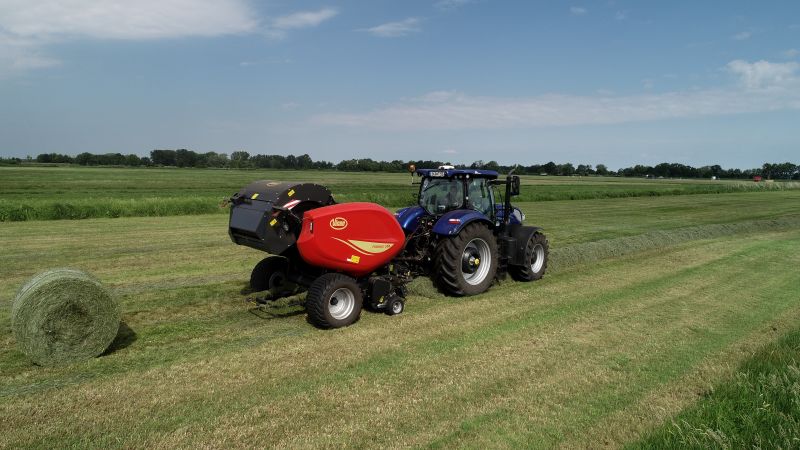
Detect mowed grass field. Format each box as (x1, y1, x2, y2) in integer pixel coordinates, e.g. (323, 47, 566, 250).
(1, 166, 800, 448)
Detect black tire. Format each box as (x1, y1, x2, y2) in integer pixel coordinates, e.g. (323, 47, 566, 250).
(306, 273, 363, 329)
(386, 298, 404, 316)
(510, 232, 549, 282)
(434, 222, 498, 296)
(250, 256, 289, 294)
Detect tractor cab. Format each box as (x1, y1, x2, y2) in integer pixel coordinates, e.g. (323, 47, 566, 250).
(415, 168, 499, 218)
(395, 166, 528, 237)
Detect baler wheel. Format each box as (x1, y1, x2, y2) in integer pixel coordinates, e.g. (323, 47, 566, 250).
(386, 297, 405, 316)
(434, 222, 498, 296)
(250, 256, 289, 294)
(306, 273, 363, 328)
(510, 232, 549, 282)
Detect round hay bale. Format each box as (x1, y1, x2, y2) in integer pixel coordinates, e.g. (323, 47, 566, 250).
(11, 268, 120, 366)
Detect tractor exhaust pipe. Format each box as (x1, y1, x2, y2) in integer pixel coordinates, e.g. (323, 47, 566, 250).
(504, 166, 518, 227)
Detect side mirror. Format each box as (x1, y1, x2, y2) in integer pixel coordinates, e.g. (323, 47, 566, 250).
(510, 176, 521, 196)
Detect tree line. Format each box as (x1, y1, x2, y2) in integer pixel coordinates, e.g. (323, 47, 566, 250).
(0, 149, 798, 180)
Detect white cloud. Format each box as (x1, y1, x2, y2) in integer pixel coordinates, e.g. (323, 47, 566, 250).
(783, 48, 799, 59)
(312, 60, 800, 131)
(732, 31, 751, 41)
(0, 1, 337, 75)
(0, 32, 59, 72)
(727, 59, 799, 89)
(361, 18, 421, 37)
(443, 148, 458, 154)
(269, 8, 338, 38)
(435, 0, 473, 11)
(0, 0, 258, 40)
(615, 10, 628, 20)
(570, 6, 588, 15)
(0, 0, 259, 76)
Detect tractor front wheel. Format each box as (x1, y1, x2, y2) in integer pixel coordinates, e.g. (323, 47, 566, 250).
(434, 223, 498, 296)
(510, 232, 549, 282)
(306, 273, 363, 328)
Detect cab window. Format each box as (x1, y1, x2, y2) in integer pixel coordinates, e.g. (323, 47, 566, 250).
(467, 178, 493, 216)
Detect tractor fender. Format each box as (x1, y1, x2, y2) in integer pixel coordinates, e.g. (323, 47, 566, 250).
(494, 204, 524, 225)
(394, 205, 426, 233)
(432, 210, 493, 236)
(506, 224, 543, 266)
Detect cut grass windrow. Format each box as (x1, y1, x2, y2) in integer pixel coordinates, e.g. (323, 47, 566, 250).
(548, 215, 800, 273)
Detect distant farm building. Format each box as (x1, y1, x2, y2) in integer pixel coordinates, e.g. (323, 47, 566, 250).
(753, 175, 762, 182)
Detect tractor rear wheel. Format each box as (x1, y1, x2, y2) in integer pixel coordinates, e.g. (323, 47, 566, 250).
(306, 273, 363, 328)
(510, 232, 549, 281)
(434, 222, 498, 296)
(250, 256, 291, 295)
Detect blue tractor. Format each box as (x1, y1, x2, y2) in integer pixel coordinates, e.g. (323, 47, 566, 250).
(395, 166, 549, 296)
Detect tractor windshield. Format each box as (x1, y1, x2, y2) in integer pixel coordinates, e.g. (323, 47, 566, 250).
(419, 177, 464, 214)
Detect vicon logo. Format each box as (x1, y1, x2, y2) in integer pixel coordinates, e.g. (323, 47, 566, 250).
(329, 217, 348, 230)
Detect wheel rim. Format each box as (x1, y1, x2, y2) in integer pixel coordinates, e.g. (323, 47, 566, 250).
(461, 238, 491, 286)
(392, 301, 403, 314)
(328, 287, 355, 320)
(531, 243, 545, 273)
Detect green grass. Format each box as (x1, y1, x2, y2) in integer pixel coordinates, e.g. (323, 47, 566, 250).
(1, 179, 800, 448)
(2, 166, 797, 221)
(631, 328, 800, 449)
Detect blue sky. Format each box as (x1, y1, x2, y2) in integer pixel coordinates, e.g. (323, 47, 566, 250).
(1, 0, 798, 169)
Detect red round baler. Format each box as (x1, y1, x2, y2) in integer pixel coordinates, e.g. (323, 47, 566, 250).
(296, 202, 405, 277)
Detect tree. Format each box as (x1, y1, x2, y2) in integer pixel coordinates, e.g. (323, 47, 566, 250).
(125, 154, 142, 166)
(75, 152, 95, 165)
(36, 153, 73, 163)
(297, 154, 313, 169)
(151, 149, 177, 166)
(175, 149, 198, 168)
(230, 151, 250, 168)
(595, 164, 609, 176)
(762, 163, 775, 179)
(200, 152, 228, 168)
(775, 162, 797, 180)
(576, 164, 593, 176)
(558, 163, 575, 176)
(484, 160, 500, 171)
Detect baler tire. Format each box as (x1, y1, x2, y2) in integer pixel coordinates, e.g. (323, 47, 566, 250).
(510, 232, 549, 282)
(250, 256, 289, 294)
(433, 222, 498, 296)
(306, 273, 363, 329)
(386, 298, 404, 316)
